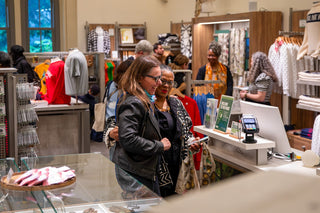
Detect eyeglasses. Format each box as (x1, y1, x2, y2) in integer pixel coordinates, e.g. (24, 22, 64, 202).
(144, 74, 162, 82)
(161, 79, 174, 86)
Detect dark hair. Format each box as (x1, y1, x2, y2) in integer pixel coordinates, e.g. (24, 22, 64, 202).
(118, 55, 161, 108)
(173, 54, 189, 66)
(114, 58, 134, 84)
(90, 84, 100, 96)
(0, 51, 11, 67)
(10, 45, 25, 62)
(153, 42, 161, 52)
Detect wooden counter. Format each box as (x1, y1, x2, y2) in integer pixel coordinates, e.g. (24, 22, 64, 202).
(34, 103, 90, 156)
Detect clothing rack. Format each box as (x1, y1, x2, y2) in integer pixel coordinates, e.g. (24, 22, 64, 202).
(278, 31, 304, 36)
(172, 69, 220, 97)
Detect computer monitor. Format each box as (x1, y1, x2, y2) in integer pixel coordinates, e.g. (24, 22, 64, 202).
(240, 100, 292, 154)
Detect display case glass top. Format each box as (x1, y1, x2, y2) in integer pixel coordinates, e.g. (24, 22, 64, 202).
(0, 153, 162, 212)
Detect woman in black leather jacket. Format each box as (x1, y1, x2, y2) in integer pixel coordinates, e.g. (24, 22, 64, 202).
(112, 55, 171, 195)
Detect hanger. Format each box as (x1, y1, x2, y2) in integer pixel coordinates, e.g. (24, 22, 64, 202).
(44, 59, 51, 65)
(169, 88, 185, 98)
(177, 82, 186, 92)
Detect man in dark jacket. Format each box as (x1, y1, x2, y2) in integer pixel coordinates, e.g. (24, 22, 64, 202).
(10, 45, 38, 83)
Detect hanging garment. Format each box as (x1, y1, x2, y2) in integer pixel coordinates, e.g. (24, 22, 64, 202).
(178, 95, 203, 170)
(87, 27, 111, 58)
(44, 60, 71, 104)
(230, 28, 246, 76)
(181, 24, 192, 59)
(34, 62, 50, 94)
(297, 2, 320, 59)
(64, 49, 88, 96)
(104, 61, 115, 85)
(218, 33, 229, 66)
(311, 115, 320, 156)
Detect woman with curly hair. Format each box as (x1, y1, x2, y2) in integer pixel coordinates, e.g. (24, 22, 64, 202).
(240, 51, 278, 105)
(196, 41, 233, 102)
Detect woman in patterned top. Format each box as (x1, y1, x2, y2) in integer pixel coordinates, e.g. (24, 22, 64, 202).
(154, 65, 201, 197)
(240, 51, 278, 105)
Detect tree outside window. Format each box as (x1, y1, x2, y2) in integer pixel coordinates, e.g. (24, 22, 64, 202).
(22, 0, 59, 52)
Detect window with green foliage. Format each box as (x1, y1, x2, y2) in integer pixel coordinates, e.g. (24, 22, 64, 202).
(21, 0, 59, 52)
(0, 0, 14, 52)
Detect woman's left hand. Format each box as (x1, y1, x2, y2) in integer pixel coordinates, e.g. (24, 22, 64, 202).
(189, 137, 202, 152)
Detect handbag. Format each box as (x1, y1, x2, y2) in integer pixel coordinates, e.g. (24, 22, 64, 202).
(175, 150, 200, 194)
(199, 143, 216, 186)
(92, 102, 106, 132)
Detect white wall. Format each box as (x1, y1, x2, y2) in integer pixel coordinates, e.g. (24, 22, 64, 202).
(76, 0, 315, 52)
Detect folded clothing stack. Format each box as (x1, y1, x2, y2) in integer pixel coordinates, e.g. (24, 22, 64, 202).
(298, 71, 320, 82)
(301, 128, 313, 140)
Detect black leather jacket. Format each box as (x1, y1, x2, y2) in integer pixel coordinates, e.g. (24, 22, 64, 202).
(112, 95, 164, 180)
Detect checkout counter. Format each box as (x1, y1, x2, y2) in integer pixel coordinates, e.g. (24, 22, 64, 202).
(194, 125, 319, 176)
(194, 100, 320, 177)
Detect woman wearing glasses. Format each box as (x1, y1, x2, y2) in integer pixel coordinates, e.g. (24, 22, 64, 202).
(112, 55, 171, 195)
(154, 64, 201, 197)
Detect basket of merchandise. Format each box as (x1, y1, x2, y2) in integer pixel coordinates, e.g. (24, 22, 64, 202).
(1, 166, 76, 191)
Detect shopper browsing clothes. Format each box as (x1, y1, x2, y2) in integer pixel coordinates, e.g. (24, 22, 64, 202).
(104, 58, 134, 159)
(154, 65, 201, 197)
(10, 45, 39, 83)
(239, 51, 278, 105)
(105, 41, 155, 159)
(112, 55, 171, 195)
(196, 41, 233, 101)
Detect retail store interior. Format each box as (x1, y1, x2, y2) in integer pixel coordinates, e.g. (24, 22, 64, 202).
(0, 0, 320, 212)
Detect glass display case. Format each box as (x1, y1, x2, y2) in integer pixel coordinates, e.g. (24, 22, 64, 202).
(0, 153, 162, 212)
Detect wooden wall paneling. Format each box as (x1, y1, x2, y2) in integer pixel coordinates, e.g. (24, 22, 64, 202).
(270, 93, 283, 117)
(249, 12, 283, 56)
(192, 23, 214, 79)
(291, 10, 308, 32)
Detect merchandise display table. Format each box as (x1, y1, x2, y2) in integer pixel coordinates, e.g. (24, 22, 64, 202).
(0, 153, 162, 212)
(194, 126, 320, 176)
(34, 103, 90, 156)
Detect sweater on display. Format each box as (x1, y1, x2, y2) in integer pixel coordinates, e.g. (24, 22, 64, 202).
(64, 49, 88, 96)
(297, 3, 320, 59)
(44, 60, 71, 104)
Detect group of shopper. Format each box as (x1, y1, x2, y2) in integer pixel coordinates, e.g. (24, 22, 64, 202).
(1, 40, 278, 198)
(103, 38, 278, 198)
